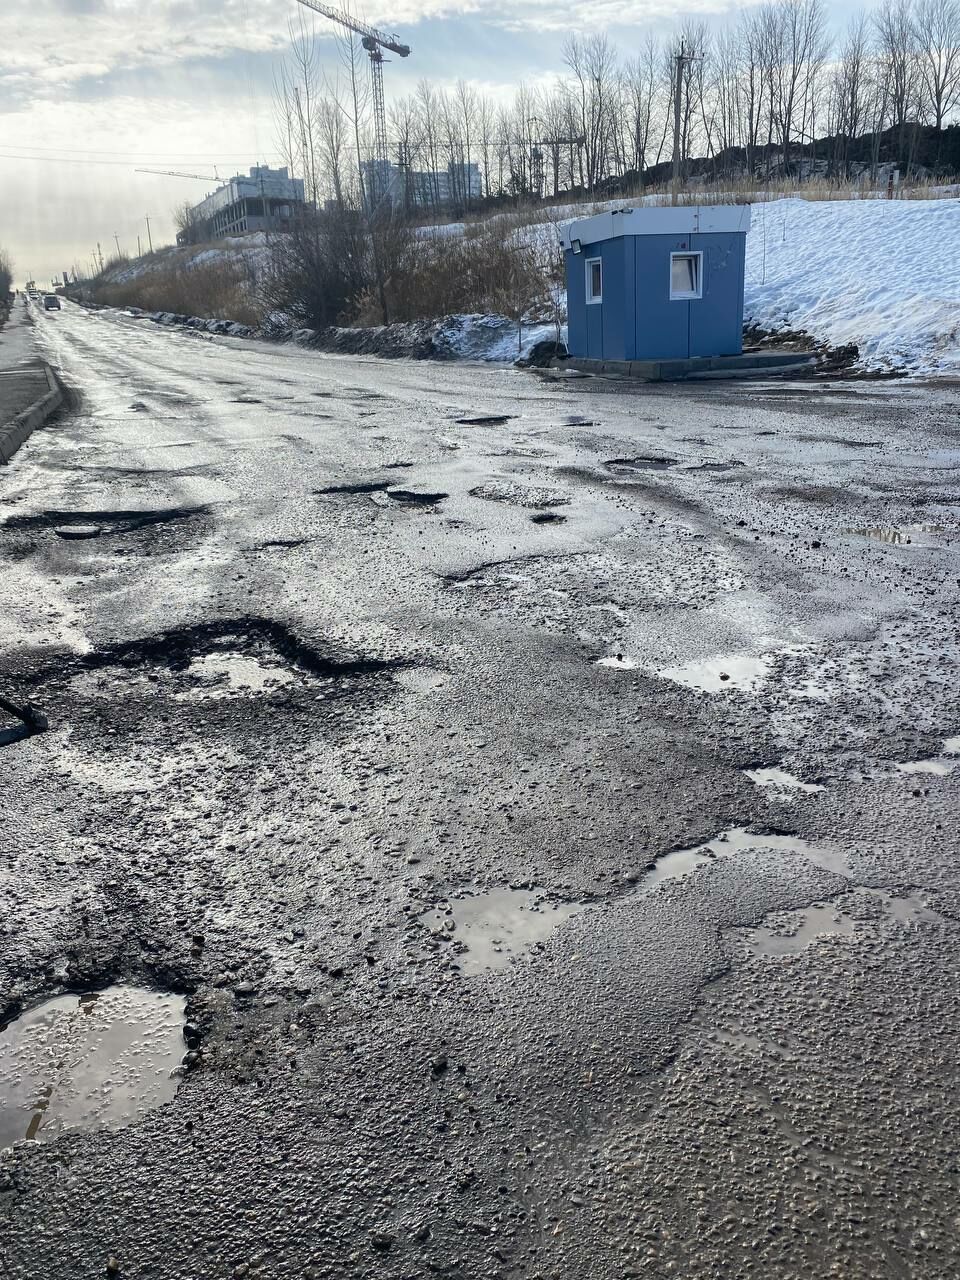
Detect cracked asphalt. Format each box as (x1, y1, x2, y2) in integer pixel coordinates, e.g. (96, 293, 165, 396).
(2, 300, 960, 1279)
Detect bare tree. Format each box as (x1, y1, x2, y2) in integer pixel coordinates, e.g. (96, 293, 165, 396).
(914, 0, 960, 127)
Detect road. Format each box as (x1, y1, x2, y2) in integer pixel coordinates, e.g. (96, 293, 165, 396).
(2, 299, 960, 1279)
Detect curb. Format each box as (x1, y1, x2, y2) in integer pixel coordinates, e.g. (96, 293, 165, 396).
(0, 364, 64, 464)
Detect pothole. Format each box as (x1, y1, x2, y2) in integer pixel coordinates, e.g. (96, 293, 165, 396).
(384, 489, 448, 507)
(842, 524, 946, 545)
(745, 767, 825, 795)
(2, 507, 207, 537)
(531, 512, 567, 525)
(605, 456, 678, 474)
(0, 986, 187, 1149)
(685, 461, 745, 473)
(454, 414, 514, 426)
(55, 618, 405, 706)
(53, 524, 102, 541)
(421, 888, 585, 975)
(314, 480, 390, 496)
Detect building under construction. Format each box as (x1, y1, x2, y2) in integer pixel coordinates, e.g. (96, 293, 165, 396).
(359, 159, 483, 212)
(177, 166, 306, 244)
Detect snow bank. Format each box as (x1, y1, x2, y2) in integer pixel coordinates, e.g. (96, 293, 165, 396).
(745, 198, 960, 375)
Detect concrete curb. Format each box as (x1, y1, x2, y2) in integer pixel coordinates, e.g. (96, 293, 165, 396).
(0, 364, 64, 464)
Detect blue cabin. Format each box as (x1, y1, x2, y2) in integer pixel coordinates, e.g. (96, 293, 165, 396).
(561, 205, 751, 364)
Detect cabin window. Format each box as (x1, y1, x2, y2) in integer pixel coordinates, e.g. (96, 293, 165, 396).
(670, 252, 702, 300)
(585, 258, 602, 304)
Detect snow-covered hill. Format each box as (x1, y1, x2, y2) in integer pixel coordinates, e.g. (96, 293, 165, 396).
(743, 198, 960, 376)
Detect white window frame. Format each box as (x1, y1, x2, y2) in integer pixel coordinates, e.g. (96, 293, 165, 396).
(585, 257, 603, 305)
(669, 251, 703, 301)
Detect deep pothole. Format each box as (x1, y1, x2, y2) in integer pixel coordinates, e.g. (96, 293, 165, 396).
(0, 985, 187, 1148)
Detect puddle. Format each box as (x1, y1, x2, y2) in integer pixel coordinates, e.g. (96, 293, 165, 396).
(745, 768, 825, 795)
(659, 652, 772, 693)
(597, 653, 638, 669)
(179, 653, 295, 697)
(747, 904, 857, 955)
(842, 524, 945, 544)
(0, 986, 186, 1149)
(896, 735, 960, 777)
(640, 826, 854, 891)
(743, 889, 943, 957)
(605, 456, 677, 474)
(421, 888, 585, 975)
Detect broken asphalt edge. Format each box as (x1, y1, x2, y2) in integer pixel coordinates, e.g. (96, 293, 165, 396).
(0, 363, 65, 464)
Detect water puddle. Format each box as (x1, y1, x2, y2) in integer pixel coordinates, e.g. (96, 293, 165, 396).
(842, 524, 945, 545)
(596, 653, 638, 670)
(658, 652, 772, 693)
(178, 652, 295, 697)
(896, 734, 960, 777)
(640, 826, 854, 891)
(745, 768, 825, 795)
(421, 887, 585, 975)
(743, 889, 943, 957)
(747, 904, 857, 955)
(0, 986, 186, 1149)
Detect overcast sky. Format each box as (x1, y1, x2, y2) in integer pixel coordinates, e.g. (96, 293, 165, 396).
(1, 0, 871, 284)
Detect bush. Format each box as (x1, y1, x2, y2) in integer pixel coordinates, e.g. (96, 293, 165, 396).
(260, 208, 375, 329)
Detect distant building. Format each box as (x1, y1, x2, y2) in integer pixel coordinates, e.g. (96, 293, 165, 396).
(178, 166, 306, 244)
(360, 159, 483, 212)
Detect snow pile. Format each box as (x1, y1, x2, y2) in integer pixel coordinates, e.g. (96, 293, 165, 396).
(434, 313, 562, 362)
(745, 198, 960, 375)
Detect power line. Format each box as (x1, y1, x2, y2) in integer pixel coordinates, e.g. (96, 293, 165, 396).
(0, 143, 283, 158)
(0, 152, 283, 168)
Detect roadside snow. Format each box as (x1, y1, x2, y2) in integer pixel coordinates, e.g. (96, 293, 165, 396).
(744, 198, 960, 375)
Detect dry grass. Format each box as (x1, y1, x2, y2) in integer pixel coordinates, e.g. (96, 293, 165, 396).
(92, 258, 263, 327)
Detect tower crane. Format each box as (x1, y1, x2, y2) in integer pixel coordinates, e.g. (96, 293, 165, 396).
(136, 168, 221, 183)
(293, 0, 410, 206)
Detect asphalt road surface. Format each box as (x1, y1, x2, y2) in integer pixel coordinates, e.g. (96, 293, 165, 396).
(2, 300, 960, 1280)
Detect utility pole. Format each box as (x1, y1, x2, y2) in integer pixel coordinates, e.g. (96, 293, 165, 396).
(137, 235, 142, 258)
(113, 232, 121, 258)
(145, 216, 153, 254)
(671, 39, 697, 206)
(96, 242, 104, 273)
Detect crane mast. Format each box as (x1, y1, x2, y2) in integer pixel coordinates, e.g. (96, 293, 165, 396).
(293, 0, 410, 208)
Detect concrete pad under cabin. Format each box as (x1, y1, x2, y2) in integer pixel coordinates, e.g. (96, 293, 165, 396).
(554, 351, 817, 382)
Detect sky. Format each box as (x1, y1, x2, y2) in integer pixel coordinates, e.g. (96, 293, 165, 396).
(1, 0, 872, 284)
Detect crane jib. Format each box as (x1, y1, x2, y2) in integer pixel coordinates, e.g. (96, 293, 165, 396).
(292, 0, 410, 56)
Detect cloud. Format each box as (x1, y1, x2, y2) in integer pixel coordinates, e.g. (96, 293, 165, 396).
(0, 0, 750, 110)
